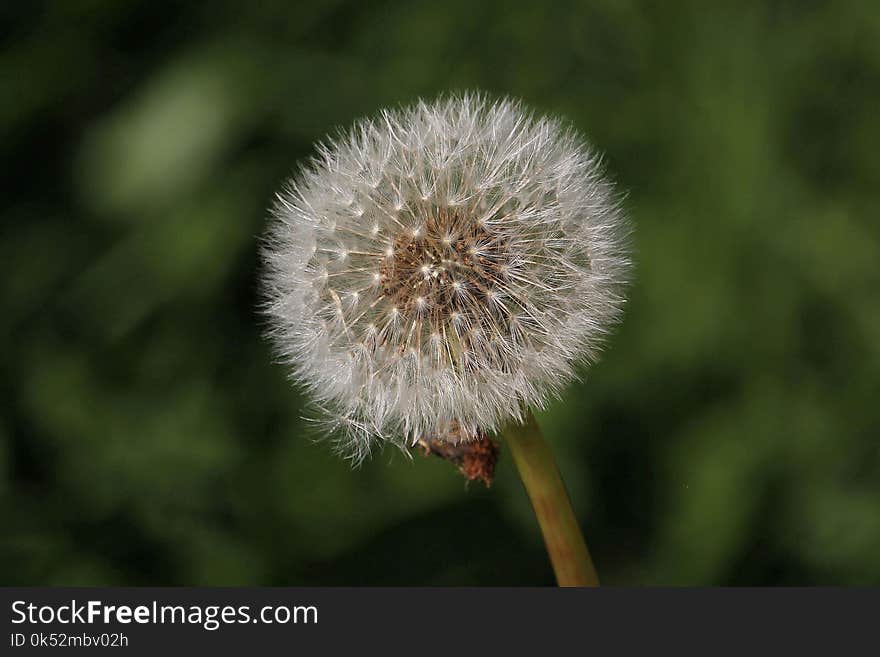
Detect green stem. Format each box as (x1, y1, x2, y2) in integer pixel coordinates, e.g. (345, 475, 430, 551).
(503, 410, 599, 587)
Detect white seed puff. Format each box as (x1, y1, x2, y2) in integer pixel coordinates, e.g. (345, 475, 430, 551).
(262, 94, 631, 461)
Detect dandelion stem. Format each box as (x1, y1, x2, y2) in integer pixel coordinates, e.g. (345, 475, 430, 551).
(503, 410, 599, 587)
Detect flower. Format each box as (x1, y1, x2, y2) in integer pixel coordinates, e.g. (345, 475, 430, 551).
(262, 94, 631, 461)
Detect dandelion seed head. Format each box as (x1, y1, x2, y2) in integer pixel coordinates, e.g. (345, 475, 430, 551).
(262, 94, 631, 462)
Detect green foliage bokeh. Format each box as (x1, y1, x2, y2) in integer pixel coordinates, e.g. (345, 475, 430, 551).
(2, 0, 879, 585)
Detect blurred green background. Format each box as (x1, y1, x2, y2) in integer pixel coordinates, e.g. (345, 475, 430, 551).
(2, 0, 879, 586)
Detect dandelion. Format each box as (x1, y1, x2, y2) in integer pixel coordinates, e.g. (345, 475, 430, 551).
(262, 94, 631, 586)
